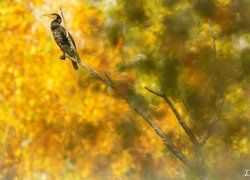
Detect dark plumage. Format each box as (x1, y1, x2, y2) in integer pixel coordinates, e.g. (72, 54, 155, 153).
(46, 13, 78, 70)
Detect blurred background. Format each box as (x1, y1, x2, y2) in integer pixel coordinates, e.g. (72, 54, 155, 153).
(0, 0, 250, 179)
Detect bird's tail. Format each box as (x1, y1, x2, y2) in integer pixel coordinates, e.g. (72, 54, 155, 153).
(71, 60, 78, 70)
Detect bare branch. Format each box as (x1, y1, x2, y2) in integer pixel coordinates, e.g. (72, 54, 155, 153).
(66, 58, 197, 170)
(199, 97, 224, 145)
(60, 7, 72, 47)
(208, 18, 216, 57)
(59, 7, 198, 171)
(60, 7, 68, 36)
(124, 96, 198, 170)
(60, 7, 81, 63)
(66, 54, 197, 169)
(103, 69, 114, 86)
(65, 55, 113, 86)
(145, 87, 199, 147)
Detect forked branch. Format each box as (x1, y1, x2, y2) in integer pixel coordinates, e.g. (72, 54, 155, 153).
(145, 87, 199, 147)
(60, 7, 197, 171)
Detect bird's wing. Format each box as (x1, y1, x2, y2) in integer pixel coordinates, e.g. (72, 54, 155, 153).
(69, 33, 76, 49)
(59, 26, 77, 49)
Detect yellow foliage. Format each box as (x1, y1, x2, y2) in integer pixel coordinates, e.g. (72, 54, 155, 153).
(0, 0, 249, 179)
(0, 1, 174, 179)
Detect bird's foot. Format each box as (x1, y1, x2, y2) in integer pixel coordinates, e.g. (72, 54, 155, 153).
(60, 55, 66, 60)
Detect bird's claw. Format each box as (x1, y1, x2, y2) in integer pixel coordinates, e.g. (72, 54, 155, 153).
(60, 55, 66, 60)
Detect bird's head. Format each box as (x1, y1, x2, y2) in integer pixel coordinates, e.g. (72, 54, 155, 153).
(44, 13, 61, 20)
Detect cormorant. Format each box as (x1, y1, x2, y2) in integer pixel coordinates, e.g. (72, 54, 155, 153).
(44, 13, 79, 70)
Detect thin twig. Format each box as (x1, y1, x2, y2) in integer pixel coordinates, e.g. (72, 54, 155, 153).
(145, 87, 199, 147)
(199, 97, 224, 145)
(207, 18, 216, 57)
(145, 87, 204, 169)
(60, 6, 72, 47)
(59, 7, 197, 170)
(60, 7, 81, 63)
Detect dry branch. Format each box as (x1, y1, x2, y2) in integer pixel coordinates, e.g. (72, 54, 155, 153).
(198, 19, 222, 145)
(60, 7, 198, 171)
(145, 86, 199, 147)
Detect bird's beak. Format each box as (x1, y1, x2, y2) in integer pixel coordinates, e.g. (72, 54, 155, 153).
(43, 14, 53, 19)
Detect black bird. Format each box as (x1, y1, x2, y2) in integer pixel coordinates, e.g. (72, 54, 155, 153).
(44, 13, 79, 70)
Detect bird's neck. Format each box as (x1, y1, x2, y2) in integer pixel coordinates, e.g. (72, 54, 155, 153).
(51, 18, 61, 30)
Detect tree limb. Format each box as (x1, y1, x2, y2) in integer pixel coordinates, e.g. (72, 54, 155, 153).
(59, 7, 198, 171)
(145, 86, 199, 147)
(207, 18, 221, 138)
(65, 54, 198, 170)
(66, 55, 199, 171)
(65, 55, 113, 86)
(124, 96, 198, 170)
